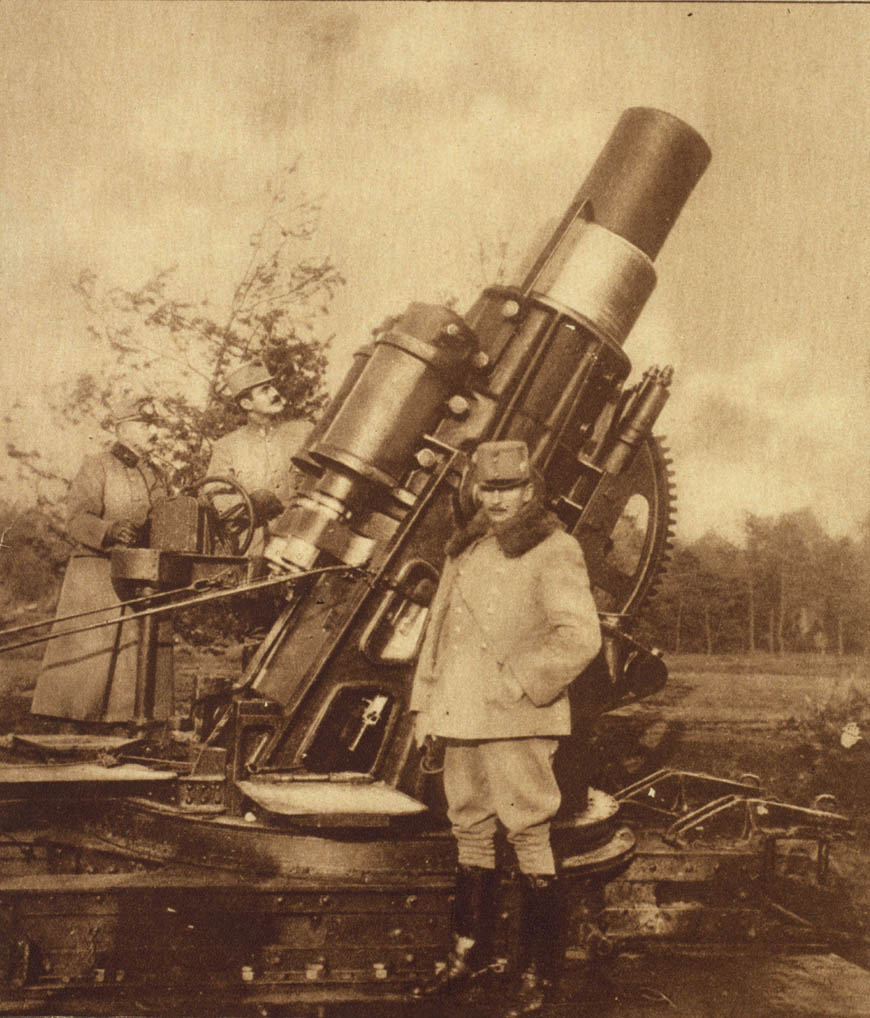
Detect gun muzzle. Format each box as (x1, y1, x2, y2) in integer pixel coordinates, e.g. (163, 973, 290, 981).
(518, 108, 710, 350)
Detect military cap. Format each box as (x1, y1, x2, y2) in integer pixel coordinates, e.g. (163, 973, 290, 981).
(111, 395, 165, 425)
(473, 440, 531, 489)
(223, 361, 275, 399)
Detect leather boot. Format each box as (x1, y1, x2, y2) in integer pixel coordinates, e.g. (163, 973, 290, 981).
(414, 864, 498, 998)
(505, 873, 562, 1016)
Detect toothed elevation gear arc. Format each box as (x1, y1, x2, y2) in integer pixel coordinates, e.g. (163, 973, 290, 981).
(576, 434, 676, 617)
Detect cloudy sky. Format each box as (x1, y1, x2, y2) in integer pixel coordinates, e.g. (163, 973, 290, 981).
(2, 1, 868, 542)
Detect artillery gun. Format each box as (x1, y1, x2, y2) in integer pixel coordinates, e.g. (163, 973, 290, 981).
(0, 108, 859, 1017)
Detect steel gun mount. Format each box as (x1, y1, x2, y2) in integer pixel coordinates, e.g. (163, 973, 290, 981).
(14, 109, 858, 1015)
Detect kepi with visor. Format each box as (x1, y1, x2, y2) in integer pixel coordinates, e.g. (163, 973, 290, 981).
(223, 361, 276, 400)
(473, 440, 531, 490)
(110, 396, 166, 426)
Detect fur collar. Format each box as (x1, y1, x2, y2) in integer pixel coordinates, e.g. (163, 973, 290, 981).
(445, 498, 562, 560)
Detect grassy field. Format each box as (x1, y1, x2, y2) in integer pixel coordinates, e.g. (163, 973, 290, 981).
(668, 650, 868, 677)
(599, 651, 869, 806)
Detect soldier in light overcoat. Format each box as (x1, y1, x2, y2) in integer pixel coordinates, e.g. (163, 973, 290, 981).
(411, 440, 601, 1014)
(206, 361, 312, 557)
(31, 397, 173, 722)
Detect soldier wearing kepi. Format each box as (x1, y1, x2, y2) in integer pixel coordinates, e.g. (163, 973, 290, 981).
(411, 440, 601, 1014)
(206, 361, 312, 556)
(31, 396, 173, 723)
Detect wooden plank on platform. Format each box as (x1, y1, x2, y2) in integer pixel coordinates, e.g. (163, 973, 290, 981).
(10, 734, 145, 758)
(0, 762, 176, 787)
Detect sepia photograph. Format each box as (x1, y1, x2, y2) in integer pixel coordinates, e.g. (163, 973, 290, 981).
(0, 2, 868, 1016)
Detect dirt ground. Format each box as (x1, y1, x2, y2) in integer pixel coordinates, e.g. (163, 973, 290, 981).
(598, 652, 870, 809)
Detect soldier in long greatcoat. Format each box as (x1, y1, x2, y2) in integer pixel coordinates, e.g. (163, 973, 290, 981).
(206, 361, 312, 557)
(411, 440, 601, 1014)
(30, 398, 173, 722)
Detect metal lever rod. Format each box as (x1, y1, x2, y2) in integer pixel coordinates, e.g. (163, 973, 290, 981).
(0, 580, 207, 641)
(0, 565, 367, 655)
(519, 197, 592, 297)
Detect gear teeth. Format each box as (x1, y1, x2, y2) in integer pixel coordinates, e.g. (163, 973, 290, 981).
(655, 436, 675, 469)
(631, 435, 678, 618)
(583, 433, 677, 620)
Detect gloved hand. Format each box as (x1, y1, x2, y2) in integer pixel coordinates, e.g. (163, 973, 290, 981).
(248, 488, 286, 526)
(103, 519, 140, 547)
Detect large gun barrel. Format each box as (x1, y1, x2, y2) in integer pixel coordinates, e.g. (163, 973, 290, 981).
(520, 107, 709, 319)
(269, 108, 709, 567)
(558, 105, 711, 260)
